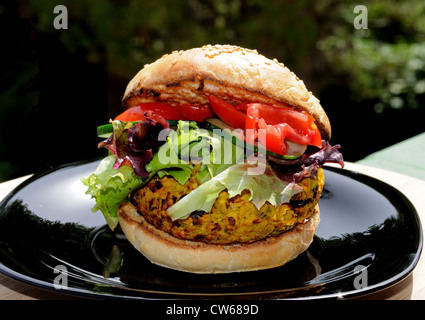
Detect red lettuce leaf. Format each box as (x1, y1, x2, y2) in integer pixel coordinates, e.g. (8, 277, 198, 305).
(98, 112, 170, 178)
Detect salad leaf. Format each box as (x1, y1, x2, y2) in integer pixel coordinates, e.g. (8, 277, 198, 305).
(81, 154, 146, 230)
(307, 142, 344, 168)
(166, 159, 302, 221)
(146, 120, 231, 185)
(98, 112, 170, 178)
(82, 120, 221, 228)
(145, 120, 198, 184)
(293, 162, 319, 183)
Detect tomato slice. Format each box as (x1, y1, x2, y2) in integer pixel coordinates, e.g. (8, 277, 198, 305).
(234, 102, 250, 112)
(245, 103, 322, 155)
(114, 102, 183, 122)
(207, 96, 246, 129)
(247, 103, 313, 134)
(115, 102, 214, 122)
(177, 104, 215, 122)
(245, 105, 258, 145)
(307, 123, 322, 148)
(257, 118, 287, 155)
(207, 97, 321, 155)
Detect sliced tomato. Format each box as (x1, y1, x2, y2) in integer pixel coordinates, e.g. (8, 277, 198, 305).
(308, 122, 322, 148)
(247, 103, 314, 135)
(245, 103, 322, 155)
(207, 96, 322, 155)
(257, 118, 287, 155)
(177, 104, 215, 122)
(245, 104, 258, 145)
(234, 102, 250, 112)
(207, 96, 246, 129)
(114, 102, 183, 122)
(114, 102, 215, 122)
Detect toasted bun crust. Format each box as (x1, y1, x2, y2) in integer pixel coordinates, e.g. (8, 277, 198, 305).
(122, 45, 331, 140)
(118, 202, 320, 274)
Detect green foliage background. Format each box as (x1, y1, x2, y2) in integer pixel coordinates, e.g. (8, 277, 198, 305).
(1, 0, 425, 181)
(26, 0, 425, 111)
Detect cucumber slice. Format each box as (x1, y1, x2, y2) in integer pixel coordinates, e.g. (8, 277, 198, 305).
(97, 124, 113, 138)
(203, 117, 304, 160)
(96, 120, 180, 138)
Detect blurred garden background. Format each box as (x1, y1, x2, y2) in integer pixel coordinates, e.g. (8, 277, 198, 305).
(1, 0, 425, 182)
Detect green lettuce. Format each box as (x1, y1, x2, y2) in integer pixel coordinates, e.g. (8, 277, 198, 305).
(166, 159, 303, 221)
(82, 121, 223, 229)
(145, 120, 201, 185)
(195, 127, 245, 184)
(81, 154, 146, 230)
(145, 120, 245, 184)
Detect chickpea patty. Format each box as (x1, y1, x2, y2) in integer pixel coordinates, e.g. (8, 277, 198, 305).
(131, 166, 324, 245)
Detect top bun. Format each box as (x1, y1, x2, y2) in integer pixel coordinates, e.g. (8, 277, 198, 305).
(122, 44, 331, 140)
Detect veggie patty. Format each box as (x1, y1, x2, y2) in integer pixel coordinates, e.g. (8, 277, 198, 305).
(130, 165, 324, 245)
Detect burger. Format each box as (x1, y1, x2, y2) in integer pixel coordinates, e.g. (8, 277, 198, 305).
(82, 45, 344, 274)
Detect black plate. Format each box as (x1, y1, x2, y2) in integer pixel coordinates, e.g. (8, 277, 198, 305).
(0, 159, 422, 299)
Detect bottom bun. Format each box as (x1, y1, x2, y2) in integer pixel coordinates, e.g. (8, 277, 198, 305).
(118, 202, 320, 274)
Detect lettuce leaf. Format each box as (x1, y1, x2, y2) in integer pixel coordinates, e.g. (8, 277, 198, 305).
(82, 121, 218, 228)
(145, 121, 200, 185)
(166, 159, 302, 221)
(145, 120, 243, 185)
(81, 154, 146, 230)
(98, 113, 170, 178)
(196, 133, 245, 184)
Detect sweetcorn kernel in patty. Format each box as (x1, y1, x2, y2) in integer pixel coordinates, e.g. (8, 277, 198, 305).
(131, 167, 324, 245)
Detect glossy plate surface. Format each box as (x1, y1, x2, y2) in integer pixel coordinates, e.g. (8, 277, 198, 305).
(0, 159, 422, 299)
